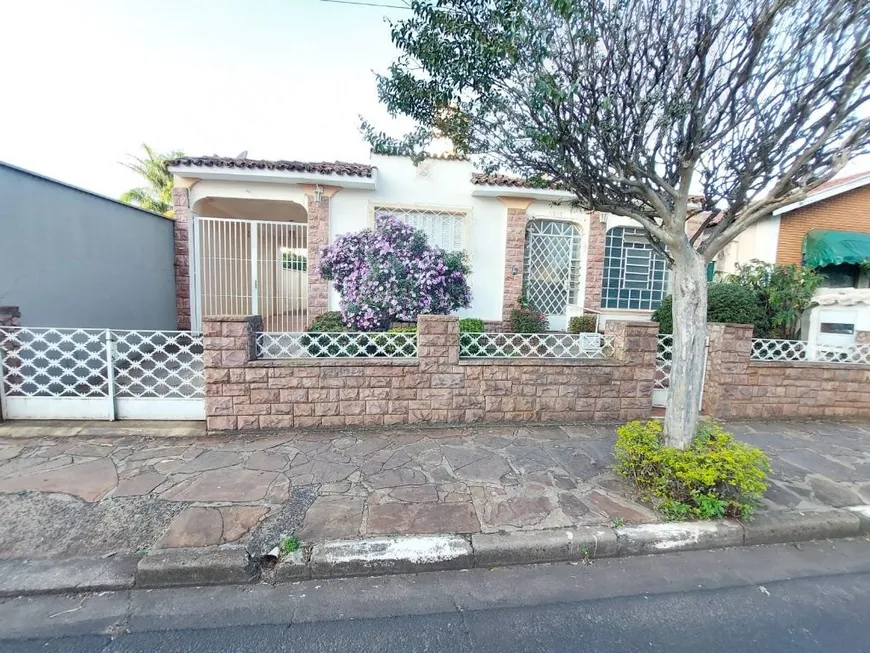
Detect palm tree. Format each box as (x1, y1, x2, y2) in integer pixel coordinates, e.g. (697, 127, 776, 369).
(120, 144, 184, 217)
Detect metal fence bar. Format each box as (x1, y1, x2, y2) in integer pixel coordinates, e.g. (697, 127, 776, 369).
(257, 332, 418, 359)
(458, 332, 614, 359)
(105, 330, 116, 420)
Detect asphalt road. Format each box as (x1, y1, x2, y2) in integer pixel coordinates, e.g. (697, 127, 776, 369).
(3, 539, 870, 652)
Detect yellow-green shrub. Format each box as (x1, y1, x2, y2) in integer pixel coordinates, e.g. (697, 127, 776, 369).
(613, 420, 770, 520)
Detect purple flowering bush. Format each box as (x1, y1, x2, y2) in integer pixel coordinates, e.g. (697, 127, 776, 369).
(319, 215, 472, 331)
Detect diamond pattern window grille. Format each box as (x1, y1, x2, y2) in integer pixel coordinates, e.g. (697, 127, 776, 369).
(258, 332, 418, 359)
(374, 206, 466, 252)
(113, 331, 204, 399)
(523, 219, 582, 316)
(602, 227, 669, 310)
(459, 332, 614, 359)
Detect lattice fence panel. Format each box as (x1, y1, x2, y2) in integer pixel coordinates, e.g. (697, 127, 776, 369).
(752, 339, 870, 365)
(113, 331, 205, 399)
(258, 332, 418, 359)
(654, 334, 673, 390)
(0, 327, 108, 397)
(459, 332, 614, 359)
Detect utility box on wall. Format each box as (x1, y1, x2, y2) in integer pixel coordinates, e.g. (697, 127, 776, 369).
(802, 289, 870, 352)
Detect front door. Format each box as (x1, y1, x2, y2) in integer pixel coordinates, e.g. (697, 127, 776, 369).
(523, 219, 582, 330)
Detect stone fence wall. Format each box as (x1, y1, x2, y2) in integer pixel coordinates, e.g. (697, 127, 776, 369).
(203, 316, 659, 431)
(0, 306, 20, 328)
(703, 323, 870, 420)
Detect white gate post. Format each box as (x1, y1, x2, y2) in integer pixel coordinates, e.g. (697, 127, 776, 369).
(250, 221, 260, 316)
(105, 330, 116, 421)
(0, 334, 7, 421)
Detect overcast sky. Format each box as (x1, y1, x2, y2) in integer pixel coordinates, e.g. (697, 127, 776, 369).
(0, 0, 410, 198)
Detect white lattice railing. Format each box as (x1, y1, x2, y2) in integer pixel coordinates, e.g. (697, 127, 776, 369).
(459, 333, 614, 359)
(0, 327, 204, 399)
(655, 334, 672, 390)
(257, 332, 418, 359)
(752, 338, 870, 365)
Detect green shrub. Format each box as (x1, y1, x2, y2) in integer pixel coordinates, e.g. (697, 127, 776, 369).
(381, 326, 418, 356)
(459, 318, 485, 333)
(306, 311, 346, 332)
(613, 420, 770, 520)
(568, 315, 597, 333)
(509, 307, 548, 333)
(652, 283, 765, 334)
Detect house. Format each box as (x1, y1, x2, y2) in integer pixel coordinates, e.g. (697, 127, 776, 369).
(167, 153, 670, 332)
(716, 170, 870, 346)
(0, 161, 177, 329)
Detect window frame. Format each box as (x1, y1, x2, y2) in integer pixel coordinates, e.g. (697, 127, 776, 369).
(368, 202, 472, 254)
(601, 226, 670, 311)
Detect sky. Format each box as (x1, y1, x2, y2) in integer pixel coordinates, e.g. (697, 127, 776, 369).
(0, 0, 411, 198)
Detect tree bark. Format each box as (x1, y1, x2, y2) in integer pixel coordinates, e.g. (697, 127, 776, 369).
(663, 247, 708, 449)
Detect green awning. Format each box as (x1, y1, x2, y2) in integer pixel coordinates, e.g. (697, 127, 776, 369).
(802, 229, 870, 268)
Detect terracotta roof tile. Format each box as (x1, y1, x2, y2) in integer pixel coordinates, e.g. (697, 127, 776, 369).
(166, 156, 374, 178)
(470, 172, 565, 189)
(808, 170, 870, 195)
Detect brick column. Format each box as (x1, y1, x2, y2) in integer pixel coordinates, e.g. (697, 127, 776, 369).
(202, 314, 262, 431)
(499, 201, 531, 325)
(416, 315, 462, 423)
(702, 323, 754, 418)
(0, 306, 21, 421)
(584, 212, 606, 311)
(856, 330, 870, 345)
(603, 320, 658, 419)
(172, 187, 192, 330)
(305, 191, 334, 320)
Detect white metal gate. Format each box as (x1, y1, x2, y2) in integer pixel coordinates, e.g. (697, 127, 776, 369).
(523, 220, 582, 331)
(653, 334, 708, 409)
(0, 328, 204, 420)
(194, 217, 309, 332)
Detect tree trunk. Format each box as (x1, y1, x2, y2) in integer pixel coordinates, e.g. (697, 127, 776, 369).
(663, 248, 708, 449)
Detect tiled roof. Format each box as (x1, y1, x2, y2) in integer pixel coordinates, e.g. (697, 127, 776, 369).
(165, 156, 374, 178)
(809, 170, 870, 195)
(470, 172, 565, 189)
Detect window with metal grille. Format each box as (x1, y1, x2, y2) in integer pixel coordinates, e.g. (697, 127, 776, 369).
(601, 226, 669, 310)
(373, 206, 466, 252)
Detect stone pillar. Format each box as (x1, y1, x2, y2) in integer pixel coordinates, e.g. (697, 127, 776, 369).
(305, 188, 338, 321)
(172, 187, 192, 331)
(584, 212, 607, 311)
(202, 314, 262, 431)
(0, 306, 21, 421)
(416, 315, 462, 423)
(702, 323, 754, 418)
(856, 330, 870, 345)
(603, 320, 659, 418)
(498, 198, 532, 325)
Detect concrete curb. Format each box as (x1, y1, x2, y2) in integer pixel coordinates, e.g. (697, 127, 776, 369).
(2, 507, 868, 596)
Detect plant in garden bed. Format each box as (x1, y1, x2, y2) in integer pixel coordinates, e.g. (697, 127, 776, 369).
(613, 420, 770, 520)
(508, 297, 548, 333)
(568, 315, 597, 334)
(319, 215, 471, 331)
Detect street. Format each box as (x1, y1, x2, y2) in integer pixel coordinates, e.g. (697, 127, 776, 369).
(2, 539, 869, 652)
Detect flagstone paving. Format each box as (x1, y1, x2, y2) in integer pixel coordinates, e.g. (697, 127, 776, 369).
(0, 420, 868, 560)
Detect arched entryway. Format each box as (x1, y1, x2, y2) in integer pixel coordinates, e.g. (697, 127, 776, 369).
(191, 198, 309, 331)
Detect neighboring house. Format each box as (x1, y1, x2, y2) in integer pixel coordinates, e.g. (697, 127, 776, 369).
(0, 161, 177, 329)
(168, 153, 670, 332)
(716, 171, 870, 346)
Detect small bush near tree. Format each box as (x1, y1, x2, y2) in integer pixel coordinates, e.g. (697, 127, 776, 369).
(568, 315, 598, 333)
(319, 215, 472, 331)
(652, 283, 765, 334)
(306, 311, 346, 332)
(459, 318, 486, 333)
(614, 420, 770, 520)
(725, 260, 822, 339)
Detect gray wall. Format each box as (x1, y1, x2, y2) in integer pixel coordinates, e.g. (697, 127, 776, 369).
(0, 163, 177, 329)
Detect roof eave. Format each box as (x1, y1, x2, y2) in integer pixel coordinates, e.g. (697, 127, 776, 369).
(167, 164, 378, 190)
(773, 175, 870, 216)
(471, 185, 575, 201)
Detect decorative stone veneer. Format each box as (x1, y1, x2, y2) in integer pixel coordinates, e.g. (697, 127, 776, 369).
(0, 306, 21, 420)
(0, 306, 20, 328)
(702, 322, 870, 419)
(584, 212, 606, 311)
(305, 192, 332, 320)
(856, 330, 870, 345)
(502, 206, 528, 324)
(172, 187, 192, 331)
(202, 315, 659, 431)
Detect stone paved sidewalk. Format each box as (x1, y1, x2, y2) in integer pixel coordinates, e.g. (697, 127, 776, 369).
(0, 420, 868, 560)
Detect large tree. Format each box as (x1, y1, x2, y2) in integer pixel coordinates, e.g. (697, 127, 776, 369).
(365, 0, 870, 448)
(120, 144, 184, 217)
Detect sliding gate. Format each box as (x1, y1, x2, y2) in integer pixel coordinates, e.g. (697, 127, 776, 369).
(0, 328, 204, 420)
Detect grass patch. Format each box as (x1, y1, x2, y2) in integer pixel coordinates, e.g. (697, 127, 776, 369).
(280, 536, 300, 554)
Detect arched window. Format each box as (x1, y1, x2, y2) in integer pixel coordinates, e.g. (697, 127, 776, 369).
(601, 227, 669, 310)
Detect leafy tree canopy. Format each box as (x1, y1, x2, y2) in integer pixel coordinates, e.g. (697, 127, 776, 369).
(120, 144, 184, 217)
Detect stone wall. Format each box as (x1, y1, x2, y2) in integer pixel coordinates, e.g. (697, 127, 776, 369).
(703, 323, 870, 419)
(305, 192, 331, 318)
(501, 207, 528, 325)
(172, 187, 192, 331)
(202, 315, 659, 431)
(0, 306, 20, 328)
(0, 306, 21, 420)
(583, 212, 606, 311)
